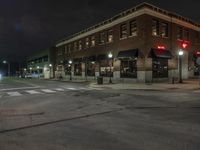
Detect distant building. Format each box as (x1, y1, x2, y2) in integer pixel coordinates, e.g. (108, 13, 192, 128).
(55, 2, 200, 83)
(27, 47, 55, 79)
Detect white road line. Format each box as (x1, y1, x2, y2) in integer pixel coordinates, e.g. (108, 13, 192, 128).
(25, 90, 41, 94)
(79, 87, 90, 90)
(54, 88, 65, 91)
(41, 89, 56, 93)
(7, 92, 22, 97)
(0, 86, 40, 92)
(67, 87, 77, 90)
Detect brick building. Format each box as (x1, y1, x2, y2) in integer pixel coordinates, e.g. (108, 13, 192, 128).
(55, 2, 200, 83)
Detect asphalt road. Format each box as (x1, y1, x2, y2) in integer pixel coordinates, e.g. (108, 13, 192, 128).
(0, 77, 200, 150)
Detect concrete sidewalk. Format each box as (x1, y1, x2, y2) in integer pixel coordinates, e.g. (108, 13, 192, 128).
(89, 79, 200, 91)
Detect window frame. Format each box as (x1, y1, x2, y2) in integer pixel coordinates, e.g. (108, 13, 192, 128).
(130, 20, 138, 37)
(120, 23, 128, 39)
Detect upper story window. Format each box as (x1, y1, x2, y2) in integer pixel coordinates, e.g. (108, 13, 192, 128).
(183, 29, 189, 41)
(177, 27, 189, 41)
(107, 30, 114, 43)
(130, 20, 137, 36)
(99, 32, 106, 44)
(161, 22, 168, 38)
(43, 56, 48, 62)
(68, 44, 71, 52)
(78, 40, 82, 50)
(64, 45, 68, 54)
(74, 42, 77, 51)
(120, 23, 128, 39)
(196, 31, 200, 43)
(177, 26, 183, 40)
(57, 48, 63, 56)
(91, 36, 96, 47)
(85, 38, 89, 48)
(152, 20, 159, 36)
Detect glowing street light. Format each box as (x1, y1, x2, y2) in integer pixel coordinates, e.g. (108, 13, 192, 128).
(178, 49, 184, 83)
(49, 64, 52, 79)
(108, 52, 113, 84)
(68, 60, 72, 80)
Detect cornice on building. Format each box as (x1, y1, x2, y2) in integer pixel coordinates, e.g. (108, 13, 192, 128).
(56, 2, 200, 47)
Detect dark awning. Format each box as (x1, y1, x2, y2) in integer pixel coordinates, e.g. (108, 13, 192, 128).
(73, 58, 82, 64)
(83, 56, 97, 62)
(97, 54, 107, 61)
(117, 49, 139, 58)
(149, 49, 172, 59)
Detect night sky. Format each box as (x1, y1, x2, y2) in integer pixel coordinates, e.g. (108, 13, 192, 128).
(0, 0, 199, 62)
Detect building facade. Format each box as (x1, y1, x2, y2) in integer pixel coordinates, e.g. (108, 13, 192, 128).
(27, 47, 55, 79)
(55, 3, 200, 83)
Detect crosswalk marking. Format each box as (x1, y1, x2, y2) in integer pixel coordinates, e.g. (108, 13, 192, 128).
(7, 92, 22, 97)
(41, 89, 56, 93)
(67, 87, 77, 90)
(80, 87, 89, 90)
(54, 88, 65, 91)
(0, 87, 95, 98)
(25, 90, 41, 94)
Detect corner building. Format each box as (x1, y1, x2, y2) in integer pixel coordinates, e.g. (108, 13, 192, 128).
(55, 3, 200, 83)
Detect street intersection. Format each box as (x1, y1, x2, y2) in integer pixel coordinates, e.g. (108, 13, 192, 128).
(0, 78, 200, 150)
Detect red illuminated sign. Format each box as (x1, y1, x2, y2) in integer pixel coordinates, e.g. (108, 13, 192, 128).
(157, 46, 166, 50)
(196, 51, 200, 56)
(180, 41, 189, 49)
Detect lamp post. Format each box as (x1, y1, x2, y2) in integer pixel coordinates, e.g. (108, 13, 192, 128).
(178, 49, 184, 83)
(108, 52, 113, 84)
(29, 67, 32, 73)
(69, 60, 72, 80)
(37, 66, 40, 78)
(3, 60, 10, 77)
(49, 64, 52, 79)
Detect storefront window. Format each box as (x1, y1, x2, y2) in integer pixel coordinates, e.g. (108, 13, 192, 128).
(99, 60, 113, 77)
(74, 63, 82, 76)
(64, 65, 71, 75)
(152, 58, 168, 78)
(86, 62, 95, 76)
(120, 59, 137, 78)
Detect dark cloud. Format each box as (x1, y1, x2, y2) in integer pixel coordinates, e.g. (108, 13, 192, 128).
(0, 0, 199, 62)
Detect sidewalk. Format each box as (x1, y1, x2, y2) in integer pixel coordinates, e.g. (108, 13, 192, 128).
(89, 79, 200, 91)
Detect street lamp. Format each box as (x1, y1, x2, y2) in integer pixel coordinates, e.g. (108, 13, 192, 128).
(49, 64, 52, 79)
(178, 49, 184, 83)
(37, 66, 40, 78)
(108, 52, 113, 84)
(3, 60, 10, 77)
(29, 67, 32, 75)
(69, 60, 72, 80)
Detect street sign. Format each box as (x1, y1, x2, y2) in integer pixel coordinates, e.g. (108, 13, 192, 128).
(196, 57, 200, 65)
